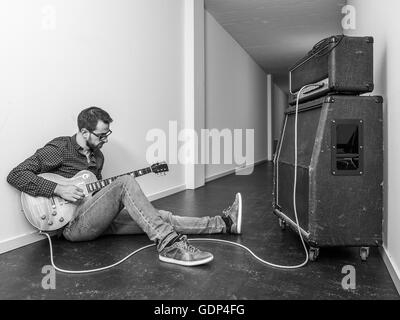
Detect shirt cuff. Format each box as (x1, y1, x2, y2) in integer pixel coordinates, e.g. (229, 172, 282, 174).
(39, 178, 58, 198)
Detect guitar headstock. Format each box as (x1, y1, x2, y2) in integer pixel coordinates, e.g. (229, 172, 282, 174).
(151, 161, 169, 176)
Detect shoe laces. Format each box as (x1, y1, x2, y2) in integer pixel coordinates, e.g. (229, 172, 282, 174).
(222, 205, 232, 215)
(223, 199, 237, 216)
(177, 237, 199, 253)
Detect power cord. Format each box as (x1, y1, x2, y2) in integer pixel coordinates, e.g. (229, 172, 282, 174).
(40, 231, 307, 273)
(272, 83, 323, 268)
(39, 86, 320, 273)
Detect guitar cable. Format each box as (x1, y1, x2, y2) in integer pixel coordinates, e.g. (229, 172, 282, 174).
(39, 84, 320, 274)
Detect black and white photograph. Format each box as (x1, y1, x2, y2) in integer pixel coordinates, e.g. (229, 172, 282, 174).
(0, 0, 399, 308)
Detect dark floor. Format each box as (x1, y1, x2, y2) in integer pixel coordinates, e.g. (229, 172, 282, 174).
(0, 163, 398, 300)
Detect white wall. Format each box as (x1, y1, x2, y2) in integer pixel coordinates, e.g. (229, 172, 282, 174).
(272, 81, 288, 152)
(184, 0, 206, 189)
(345, 0, 400, 288)
(204, 11, 269, 179)
(0, 0, 186, 250)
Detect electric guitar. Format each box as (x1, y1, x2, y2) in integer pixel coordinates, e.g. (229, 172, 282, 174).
(21, 162, 169, 231)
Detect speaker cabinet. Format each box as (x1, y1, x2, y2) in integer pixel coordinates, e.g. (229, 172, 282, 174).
(273, 95, 383, 260)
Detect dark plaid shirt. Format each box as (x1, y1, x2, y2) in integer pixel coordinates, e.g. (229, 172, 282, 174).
(7, 134, 104, 198)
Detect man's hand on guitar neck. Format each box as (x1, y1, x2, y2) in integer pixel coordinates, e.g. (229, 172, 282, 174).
(54, 185, 85, 202)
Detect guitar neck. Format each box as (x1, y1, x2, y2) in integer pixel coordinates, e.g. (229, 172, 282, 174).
(85, 167, 152, 193)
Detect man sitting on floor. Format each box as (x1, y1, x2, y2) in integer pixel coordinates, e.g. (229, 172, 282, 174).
(7, 107, 242, 267)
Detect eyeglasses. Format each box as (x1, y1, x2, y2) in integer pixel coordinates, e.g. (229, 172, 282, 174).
(90, 129, 112, 141)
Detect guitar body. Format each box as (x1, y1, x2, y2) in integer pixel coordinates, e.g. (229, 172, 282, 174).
(21, 170, 98, 231)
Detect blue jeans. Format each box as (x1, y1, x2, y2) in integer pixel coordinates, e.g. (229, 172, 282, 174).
(63, 175, 226, 251)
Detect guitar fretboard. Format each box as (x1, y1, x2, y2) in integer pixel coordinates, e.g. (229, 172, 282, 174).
(86, 167, 152, 193)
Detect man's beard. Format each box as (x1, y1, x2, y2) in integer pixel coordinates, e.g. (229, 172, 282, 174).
(87, 140, 103, 151)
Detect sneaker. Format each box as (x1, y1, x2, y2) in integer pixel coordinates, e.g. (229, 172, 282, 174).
(222, 192, 242, 234)
(159, 235, 214, 266)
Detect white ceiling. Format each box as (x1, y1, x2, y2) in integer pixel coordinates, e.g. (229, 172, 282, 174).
(205, 0, 346, 91)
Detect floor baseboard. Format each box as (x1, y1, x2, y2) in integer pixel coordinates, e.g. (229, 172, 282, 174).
(205, 159, 268, 183)
(379, 246, 400, 295)
(147, 184, 186, 202)
(0, 231, 44, 255)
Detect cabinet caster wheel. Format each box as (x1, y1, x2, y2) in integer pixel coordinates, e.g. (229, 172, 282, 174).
(360, 247, 370, 261)
(309, 247, 319, 262)
(278, 218, 286, 230)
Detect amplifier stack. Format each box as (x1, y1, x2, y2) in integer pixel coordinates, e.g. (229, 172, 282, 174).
(273, 35, 383, 262)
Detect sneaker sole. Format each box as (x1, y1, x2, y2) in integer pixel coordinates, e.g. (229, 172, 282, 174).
(236, 192, 242, 234)
(159, 254, 214, 267)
